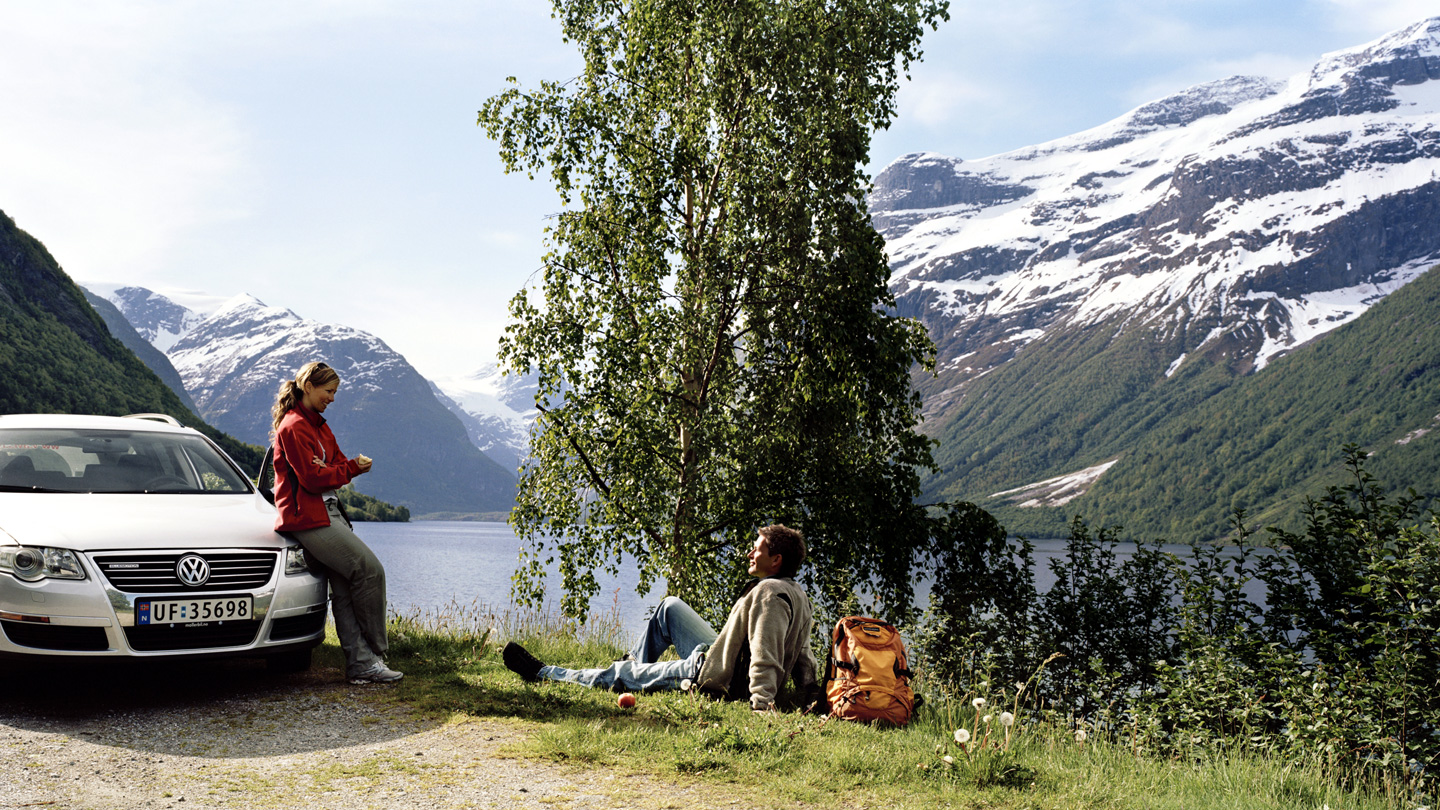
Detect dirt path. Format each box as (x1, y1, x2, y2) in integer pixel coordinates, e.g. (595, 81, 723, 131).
(0, 661, 765, 810)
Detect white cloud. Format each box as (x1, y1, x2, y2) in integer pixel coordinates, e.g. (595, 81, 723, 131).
(0, 3, 250, 278)
(1321, 0, 1438, 32)
(897, 71, 995, 128)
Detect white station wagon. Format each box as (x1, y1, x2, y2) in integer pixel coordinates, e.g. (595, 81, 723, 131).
(0, 413, 327, 670)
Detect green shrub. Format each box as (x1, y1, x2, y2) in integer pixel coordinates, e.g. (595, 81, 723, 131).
(918, 446, 1438, 802)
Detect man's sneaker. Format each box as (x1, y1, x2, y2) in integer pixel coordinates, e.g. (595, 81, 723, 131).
(349, 663, 404, 685)
(503, 641, 546, 683)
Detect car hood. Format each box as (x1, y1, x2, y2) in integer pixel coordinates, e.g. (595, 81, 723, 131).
(0, 493, 286, 551)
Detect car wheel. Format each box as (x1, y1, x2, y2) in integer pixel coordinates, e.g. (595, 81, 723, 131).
(266, 648, 313, 674)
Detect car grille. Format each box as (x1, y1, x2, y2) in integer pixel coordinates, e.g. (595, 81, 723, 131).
(1, 620, 110, 651)
(93, 552, 278, 593)
(124, 620, 262, 651)
(269, 609, 327, 641)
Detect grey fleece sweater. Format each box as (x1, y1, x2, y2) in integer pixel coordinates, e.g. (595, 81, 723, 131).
(695, 576, 820, 710)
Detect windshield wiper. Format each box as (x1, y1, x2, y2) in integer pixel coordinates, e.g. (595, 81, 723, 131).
(0, 484, 68, 493)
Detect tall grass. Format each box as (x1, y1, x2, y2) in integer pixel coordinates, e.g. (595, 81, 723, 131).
(369, 599, 1427, 810)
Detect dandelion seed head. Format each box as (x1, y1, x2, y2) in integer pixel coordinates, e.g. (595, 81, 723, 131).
(983, 714, 993, 724)
(680, 679, 693, 691)
(1000, 711, 1015, 727)
(1075, 729, 1088, 743)
(972, 697, 986, 709)
(954, 728, 971, 744)
(942, 755, 954, 764)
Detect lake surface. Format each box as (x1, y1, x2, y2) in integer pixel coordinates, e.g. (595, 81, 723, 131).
(353, 520, 666, 634)
(354, 521, 1259, 636)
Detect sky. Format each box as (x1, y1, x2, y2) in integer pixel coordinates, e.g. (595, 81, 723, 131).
(1, 0, 1435, 381)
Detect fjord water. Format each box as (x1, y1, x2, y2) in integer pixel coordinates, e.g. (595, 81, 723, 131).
(356, 521, 1249, 636)
(355, 520, 666, 634)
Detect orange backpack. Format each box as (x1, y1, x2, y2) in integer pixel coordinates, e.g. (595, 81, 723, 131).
(824, 616, 915, 726)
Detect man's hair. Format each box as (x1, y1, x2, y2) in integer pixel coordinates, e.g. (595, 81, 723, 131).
(758, 524, 806, 578)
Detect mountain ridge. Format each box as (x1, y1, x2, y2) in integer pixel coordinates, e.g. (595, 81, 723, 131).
(89, 285, 517, 516)
(872, 17, 1440, 538)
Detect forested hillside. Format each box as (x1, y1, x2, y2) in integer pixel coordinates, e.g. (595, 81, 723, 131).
(968, 262, 1440, 540)
(0, 210, 261, 472)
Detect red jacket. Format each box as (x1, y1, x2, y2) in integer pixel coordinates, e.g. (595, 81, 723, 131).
(273, 405, 361, 531)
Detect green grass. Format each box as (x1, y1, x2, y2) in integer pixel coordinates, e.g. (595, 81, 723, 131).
(344, 603, 1430, 810)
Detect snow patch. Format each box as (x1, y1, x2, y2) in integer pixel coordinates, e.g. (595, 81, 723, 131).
(1165, 353, 1187, 378)
(991, 459, 1120, 508)
(1397, 414, 1440, 445)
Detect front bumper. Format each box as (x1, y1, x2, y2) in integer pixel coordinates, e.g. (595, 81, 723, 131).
(0, 547, 328, 660)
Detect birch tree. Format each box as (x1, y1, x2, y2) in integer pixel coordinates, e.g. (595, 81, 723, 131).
(480, 0, 950, 622)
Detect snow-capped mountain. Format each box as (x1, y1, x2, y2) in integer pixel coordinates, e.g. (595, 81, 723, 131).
(877, 17, 1440, 417)
(79, 288, 201, 414)
(89, 287, 515, 515)
(162, 293, 414, 438)
(428, 363, 537, 475)
(80, 283, 221, 352)
(875, 18, 1440, 505)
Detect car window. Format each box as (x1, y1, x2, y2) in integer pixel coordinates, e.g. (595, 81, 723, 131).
(0, 428, 252, 494)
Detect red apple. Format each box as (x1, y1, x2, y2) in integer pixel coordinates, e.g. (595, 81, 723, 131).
(617, 692, 637, 708)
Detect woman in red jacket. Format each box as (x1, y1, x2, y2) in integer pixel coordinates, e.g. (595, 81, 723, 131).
(272, 361, 401, 684)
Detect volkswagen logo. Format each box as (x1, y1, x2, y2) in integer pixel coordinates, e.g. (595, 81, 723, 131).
(176, 554, 211, 587)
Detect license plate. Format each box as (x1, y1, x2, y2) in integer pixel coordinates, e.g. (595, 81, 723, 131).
(136, 596, 253, 625)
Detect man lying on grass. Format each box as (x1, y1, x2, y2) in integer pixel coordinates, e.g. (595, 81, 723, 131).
(503, 524, 821, 713)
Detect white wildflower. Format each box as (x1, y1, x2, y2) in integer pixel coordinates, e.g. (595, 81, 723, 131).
(680, 679, 693, 692)
(972, 697, 986, 709)
(983, 714, 993, 724)
(1000, 712, 1015, 727)
(954, 728, 971, 745)
(1075, 729, 1088, 743)
(942, 755, 955, 765)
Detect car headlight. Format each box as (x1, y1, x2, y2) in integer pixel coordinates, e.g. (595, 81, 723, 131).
(284, 546, 310, 575)
(0, 547, 86, 582)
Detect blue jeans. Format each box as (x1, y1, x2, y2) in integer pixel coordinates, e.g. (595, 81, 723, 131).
(539, 596, 718, 691)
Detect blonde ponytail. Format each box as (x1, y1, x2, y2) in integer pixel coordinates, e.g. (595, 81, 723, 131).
(271, 380, 302, 434)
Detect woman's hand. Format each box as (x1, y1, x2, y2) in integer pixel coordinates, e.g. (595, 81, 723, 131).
(355, 453, 373, 473)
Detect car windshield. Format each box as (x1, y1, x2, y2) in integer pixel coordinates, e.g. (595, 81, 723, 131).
(0, 428, 252, 494)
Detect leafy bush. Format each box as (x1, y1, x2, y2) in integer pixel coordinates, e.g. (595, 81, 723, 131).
(1139, 446, 1440, 796)
(917, 509, 1178, 721)
(917, 447, 1438, 801)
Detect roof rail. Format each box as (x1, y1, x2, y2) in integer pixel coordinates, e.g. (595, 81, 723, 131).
(123, 413, 182, 426)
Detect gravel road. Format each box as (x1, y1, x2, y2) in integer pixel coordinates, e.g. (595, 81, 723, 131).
(0, 658, 767, 810)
